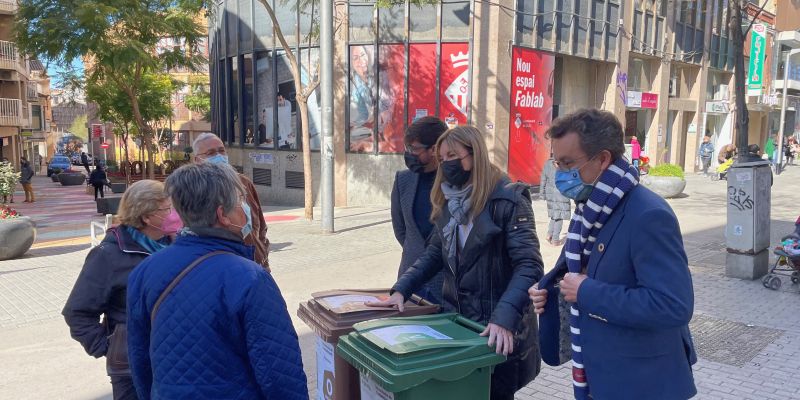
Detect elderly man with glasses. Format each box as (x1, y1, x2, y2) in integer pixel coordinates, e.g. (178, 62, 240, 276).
(192, 132, 270, 270)
(126, 162, 308, 400)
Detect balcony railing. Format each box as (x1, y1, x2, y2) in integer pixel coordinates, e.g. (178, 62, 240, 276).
(0, 98, 22, 126)
(0, 1, 18, 14)
(26, 82, 37, 100)
(0, 40, 19, 70)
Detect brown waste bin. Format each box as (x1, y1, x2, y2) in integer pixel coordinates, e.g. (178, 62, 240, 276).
(298, 289, 439, 400)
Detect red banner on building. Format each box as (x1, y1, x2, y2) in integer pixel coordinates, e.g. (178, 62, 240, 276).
(641, 92, 658, 109)
(407, 44, 438, 125)
(508, 46, 555, 186)
(439, 43, 470, 127)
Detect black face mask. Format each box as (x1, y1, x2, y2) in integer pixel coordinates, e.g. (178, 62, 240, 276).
(403, 151, 426, 174)
(441, 159, 471, 187)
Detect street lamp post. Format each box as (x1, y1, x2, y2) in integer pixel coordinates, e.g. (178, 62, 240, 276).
(776, 48, 800, 175)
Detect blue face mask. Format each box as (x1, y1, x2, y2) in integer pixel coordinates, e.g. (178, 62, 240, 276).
(205, 154, 229, 165)
(554, 163, 595, 202)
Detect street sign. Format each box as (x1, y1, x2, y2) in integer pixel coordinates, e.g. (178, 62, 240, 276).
(91, 124, 104, 138)
(100, 143, 109, 149)
(747, 24, 767, 96)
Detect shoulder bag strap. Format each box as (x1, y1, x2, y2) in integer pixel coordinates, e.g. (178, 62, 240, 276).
(150, 250, 231, 324)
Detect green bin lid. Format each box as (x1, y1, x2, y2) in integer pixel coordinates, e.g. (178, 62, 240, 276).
(336, 313, 506, 392)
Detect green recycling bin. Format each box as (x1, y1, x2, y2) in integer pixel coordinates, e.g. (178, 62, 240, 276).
(336, 313, 506, 400)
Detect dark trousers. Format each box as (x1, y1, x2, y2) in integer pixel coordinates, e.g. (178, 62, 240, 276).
(110, 375, 138, 400)
(83, 163, 90, 174)
(701, 157, 712, 174)
(94, 184, 105, 199)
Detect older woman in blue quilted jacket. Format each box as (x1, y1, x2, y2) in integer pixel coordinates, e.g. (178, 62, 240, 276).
(126, 162, 307, 400)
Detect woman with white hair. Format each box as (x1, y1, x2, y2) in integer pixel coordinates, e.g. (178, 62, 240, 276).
(63, 180, 173, 400)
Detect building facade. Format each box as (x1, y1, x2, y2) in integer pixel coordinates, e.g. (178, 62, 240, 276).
(209, 0, 800, 207)
(0, 0, 53, 173)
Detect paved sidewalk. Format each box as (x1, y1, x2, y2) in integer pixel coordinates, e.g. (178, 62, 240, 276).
(1, 167, 799, 399)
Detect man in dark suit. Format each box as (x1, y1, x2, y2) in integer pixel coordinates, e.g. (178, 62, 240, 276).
(529, 109, 697, 399)
(390, 116, 448, 304)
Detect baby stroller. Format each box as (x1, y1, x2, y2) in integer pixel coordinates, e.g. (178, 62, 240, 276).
(711, 158, 734, 181)
(762, 220, 800, 291)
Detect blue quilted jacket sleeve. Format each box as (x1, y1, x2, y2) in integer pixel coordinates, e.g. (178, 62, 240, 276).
(126, 268, 153, 400)
(244, 271, 309, 400)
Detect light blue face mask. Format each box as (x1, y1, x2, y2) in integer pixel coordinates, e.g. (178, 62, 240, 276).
(239, 201, 253, 238)
(554, 158, 596, 202)
(205, 154, 229, 165)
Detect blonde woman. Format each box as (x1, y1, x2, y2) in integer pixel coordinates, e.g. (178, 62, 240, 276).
(370, 126, 544, 400)
(63, 180, 173, 400)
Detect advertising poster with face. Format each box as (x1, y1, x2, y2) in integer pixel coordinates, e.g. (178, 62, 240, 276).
(439, 43, 470, 128)
(349, 45, 376, 152)
(508, 46, 555, 185)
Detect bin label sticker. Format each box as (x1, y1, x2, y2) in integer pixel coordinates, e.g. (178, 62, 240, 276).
(368, 325, 453, 346)
(317, 294, 386, 312)
(736, 172, 752, 182)
(360, 374, 395, 400)
(316, 337, 335, 400)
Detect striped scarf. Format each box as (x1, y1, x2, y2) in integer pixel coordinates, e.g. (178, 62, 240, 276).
(565, 157, 639, 399)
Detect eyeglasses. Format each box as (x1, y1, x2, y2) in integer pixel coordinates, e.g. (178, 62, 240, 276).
(200, 147, 226, 158)
(552, 155, 594, 172)
(405, 144, 430, 153)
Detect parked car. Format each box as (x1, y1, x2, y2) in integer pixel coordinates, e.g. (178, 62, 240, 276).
(47, 155, 72, 176)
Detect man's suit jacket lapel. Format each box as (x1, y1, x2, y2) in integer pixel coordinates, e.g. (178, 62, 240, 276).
(586, 197, 627, 278)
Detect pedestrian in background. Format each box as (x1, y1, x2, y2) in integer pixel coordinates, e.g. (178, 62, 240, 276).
(391, 116, 448, 304)
(126, 162, 308, 400)
(540, 155, 571, 246)
(63, 180, 173, 400)
(630, 136, 641, 170)
(193, 133, 271, 270)
(81, 151, 91, 175)
(530, 109, 696, 400)
(20, 157, 34, 203)
(90, 164, 108, 200)
(698, 135, 715, 176)
(370, 126, 544, 400)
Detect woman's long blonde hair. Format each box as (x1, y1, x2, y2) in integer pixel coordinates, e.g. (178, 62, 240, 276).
(431, 126, 503, 221)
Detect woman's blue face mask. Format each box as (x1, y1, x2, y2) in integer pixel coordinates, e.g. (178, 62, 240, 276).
(554, 157, 596, 202)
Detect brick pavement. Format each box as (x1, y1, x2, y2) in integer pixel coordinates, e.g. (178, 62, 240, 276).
(1, 167, 799, 399)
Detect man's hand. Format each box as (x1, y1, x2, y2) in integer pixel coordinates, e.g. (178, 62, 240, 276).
(365, 292, 405, 312)
(480, 323, 514, 356)
(529, 283, 548, 315)
(560, 273, 588, 303)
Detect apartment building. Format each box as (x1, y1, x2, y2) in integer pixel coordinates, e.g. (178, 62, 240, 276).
(0, 0, 52, 172)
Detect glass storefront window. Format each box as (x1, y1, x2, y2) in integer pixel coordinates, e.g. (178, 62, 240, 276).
(350, 3, 375, 43)
(254, 0, 273, 49)
(275, 50, 299, 150)
(275, 0, 297, 47)
(238, 0, 252, 43)
(255, 52, 275, 148)
(379, 4, 405, 43)
(442, 1, 470, 41)
(243, 54, 255, 145)
(408, 43, 437, 125)
(349, 44, 376, 153)
(226, 0, 237, 50)
(628, 58, 652, 91)
(300, 0, 320, 46)
(230, 57, 240, 144)
(410, 3, 437, 41)
(300, 47, 321, 150)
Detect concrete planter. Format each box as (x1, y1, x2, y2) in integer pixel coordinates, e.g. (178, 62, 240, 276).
(58, 173, 86, 186)
(641, 175, 686, 198)
(110, 183, 127, 194)
(0, 216, 36, 260)
(96, 197, 122, 215)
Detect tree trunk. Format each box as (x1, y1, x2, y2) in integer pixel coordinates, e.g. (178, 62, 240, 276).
(123, 126, 131, 185)
(730, 0, 749, 157)
(298, 98, 314, 221)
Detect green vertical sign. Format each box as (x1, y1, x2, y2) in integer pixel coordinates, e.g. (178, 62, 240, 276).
(748, 24, 767, 96)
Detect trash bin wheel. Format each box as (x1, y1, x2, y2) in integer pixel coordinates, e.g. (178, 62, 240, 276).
(762, 274, 772, 288)
(768, 276, 782, 291)
(791, 271, 800, 285)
